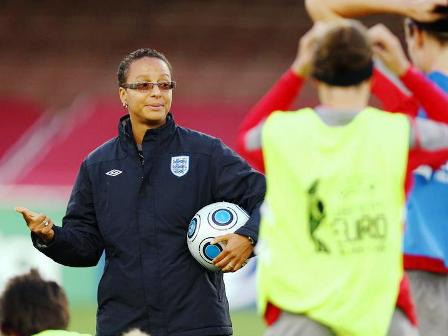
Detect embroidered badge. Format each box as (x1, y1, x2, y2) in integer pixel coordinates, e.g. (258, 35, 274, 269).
(171, 156, 189, 177)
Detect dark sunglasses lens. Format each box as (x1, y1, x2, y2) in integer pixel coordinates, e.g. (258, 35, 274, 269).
(158, 82, 173, 90)
(126, 82, 175, 91)
(135, 83, 152, 91)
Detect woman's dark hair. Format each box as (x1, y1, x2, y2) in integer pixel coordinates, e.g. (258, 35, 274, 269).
(312, 20, 373, 87)
(0, 269, 69, 336)
(117, 48, 173, 87)
(407, 17, 448, 44)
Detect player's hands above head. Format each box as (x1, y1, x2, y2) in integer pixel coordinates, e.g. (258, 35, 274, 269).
(368, 24, 411, 76)
(212, 233, 253, 273)
(15, 207, 55, 243)
(407, 0, 448, 22)
(291, 23, 325, 77)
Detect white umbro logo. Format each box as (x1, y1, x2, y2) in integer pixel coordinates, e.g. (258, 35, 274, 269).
(105, 169, 123, 176)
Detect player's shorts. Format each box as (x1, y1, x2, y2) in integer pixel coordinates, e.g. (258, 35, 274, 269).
(408, 270, 448, 336)
(264, 309, 419, 336)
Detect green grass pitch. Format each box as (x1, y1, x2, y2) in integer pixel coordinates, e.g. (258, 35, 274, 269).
(69, 305, 266, 335)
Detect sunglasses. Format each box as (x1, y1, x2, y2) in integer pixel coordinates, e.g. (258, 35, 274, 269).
(122, 81, 176, 92)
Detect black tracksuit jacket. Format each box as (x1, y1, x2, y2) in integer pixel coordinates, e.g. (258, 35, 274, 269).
(33, 114, 266, 336)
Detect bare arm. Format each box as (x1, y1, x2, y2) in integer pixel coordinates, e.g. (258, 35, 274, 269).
(236, 27, 317, 170)
(370, 24, 448, 122)
(305, 0, 448, 22)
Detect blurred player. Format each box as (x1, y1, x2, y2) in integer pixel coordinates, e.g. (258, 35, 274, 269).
(238, 20, 448, 335)
(401, 16, 448, 336)
(303, 2, 448, 334)
(237, 22, 448, 336)
(0, 268, 90, 336)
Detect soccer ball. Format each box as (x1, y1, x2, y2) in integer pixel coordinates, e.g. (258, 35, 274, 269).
(187, 202, 249, 271)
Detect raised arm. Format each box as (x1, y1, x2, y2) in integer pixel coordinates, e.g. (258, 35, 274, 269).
(305, 0, 447, 22)
(400, 67, 448, 123)
(369, 24, 448, 122)
(236, 28, 318, 171)
(235, 70, 304, 172)
(371, 67, 420, 116)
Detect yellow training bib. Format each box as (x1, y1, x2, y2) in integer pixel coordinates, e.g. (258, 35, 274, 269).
(258, 107, 409, 336)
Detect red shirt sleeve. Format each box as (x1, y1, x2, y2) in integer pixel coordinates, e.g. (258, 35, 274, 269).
(373, 67, 448, 193)
(372, 66, 448, 122)
(408, 148, 448, 171)
(405, 116, 448, 193)
(236, 69, 305, 172)
(371, 68, 419, 116)
(400, 66, 448, 123)
(405, 149, 448, 195)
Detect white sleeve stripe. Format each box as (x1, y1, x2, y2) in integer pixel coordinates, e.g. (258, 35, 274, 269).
(245, 122, 264, 151)
(414, 118, 448, 150)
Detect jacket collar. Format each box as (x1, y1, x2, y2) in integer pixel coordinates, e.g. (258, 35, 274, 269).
(118, 113, 177, 146)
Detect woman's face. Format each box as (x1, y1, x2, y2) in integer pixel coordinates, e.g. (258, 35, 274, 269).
(405, 22, 419, 66)
(119, 57, 173, 128)
(405, 20, 430, 72)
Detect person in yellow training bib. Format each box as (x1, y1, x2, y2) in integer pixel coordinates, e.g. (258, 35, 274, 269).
(0, 269, 91, 336)
(240, 20, 448, 336)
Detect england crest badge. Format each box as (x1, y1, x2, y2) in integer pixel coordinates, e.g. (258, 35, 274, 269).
(171, 156, 189, 177)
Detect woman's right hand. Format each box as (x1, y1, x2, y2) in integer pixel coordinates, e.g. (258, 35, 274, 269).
(15, 207, 55, 243)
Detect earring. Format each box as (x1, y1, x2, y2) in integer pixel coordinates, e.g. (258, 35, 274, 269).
(123, 102, 128, 109)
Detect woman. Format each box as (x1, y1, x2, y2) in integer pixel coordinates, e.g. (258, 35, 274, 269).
(239, 21, 448, 335)
(16, 48, 265, 336)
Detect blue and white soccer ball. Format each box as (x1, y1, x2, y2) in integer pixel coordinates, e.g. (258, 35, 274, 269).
(187, 202, 249, 271)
